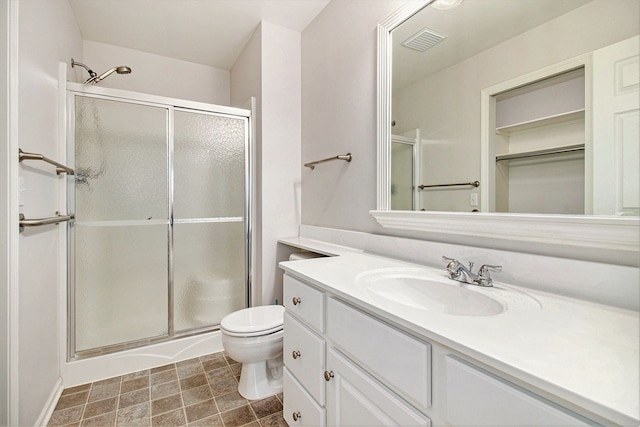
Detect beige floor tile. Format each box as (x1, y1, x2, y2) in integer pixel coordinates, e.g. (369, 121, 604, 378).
(84, 397, 118, 419)
(219, 404, 256, 426)
(182, 384, 213, 407)
(54, 391, 89, 411)
(150, 380, 180, 400)
(116, 401, 151, 426)
(151, 393, 183, 417)
(119, 388, 150, 409)
(151, 408, 186, 427)
(122, 376, 150, 394)
(184, 399, 218, 424)
(250, 396, 282, 419)
(215, 391, 248, 413)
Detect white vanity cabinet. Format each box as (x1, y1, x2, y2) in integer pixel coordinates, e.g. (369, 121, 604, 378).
(282, 274, 431, 426)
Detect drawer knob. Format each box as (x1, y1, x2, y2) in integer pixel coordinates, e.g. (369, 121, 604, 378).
(292, 296, 302, 305)
(324, 370, 334, 382)
(292, 350, 301, 359)
(292, 411, 302, 421)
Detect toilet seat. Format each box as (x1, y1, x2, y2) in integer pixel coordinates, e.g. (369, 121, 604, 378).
(220, 305, 284, 337)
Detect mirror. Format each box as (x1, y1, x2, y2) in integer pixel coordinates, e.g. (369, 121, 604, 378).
(373, 0, 639, 264)
(389, 0, 639, 215)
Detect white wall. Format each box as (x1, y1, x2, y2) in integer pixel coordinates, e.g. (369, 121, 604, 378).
(1, 2, 11, 424)
(231, 21, 301, 306)
(260, 22, 301, 306)
(16, 0, 82, 424)
(82, 40, 230, 105)
(301, 0, 405, 232)
(231, 25, 263, 306)
(392, 0, 639, 212)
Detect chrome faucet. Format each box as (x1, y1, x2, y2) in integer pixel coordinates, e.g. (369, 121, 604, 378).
(442, 256, 502, 287)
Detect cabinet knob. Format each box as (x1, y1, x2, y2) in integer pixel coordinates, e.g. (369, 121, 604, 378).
(292, 296, 302, 305)
(292, 350, 301, 359)
(324, 370, 334, 382)
(292, 411, 302, 421)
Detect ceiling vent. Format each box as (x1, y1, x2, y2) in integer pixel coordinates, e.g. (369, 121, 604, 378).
(402, 28, 447, 52)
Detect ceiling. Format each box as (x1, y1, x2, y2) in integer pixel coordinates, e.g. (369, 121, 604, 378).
(69, 0, 331, 70)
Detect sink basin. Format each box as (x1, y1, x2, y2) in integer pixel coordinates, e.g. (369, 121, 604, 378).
(356, 268, 539, 316)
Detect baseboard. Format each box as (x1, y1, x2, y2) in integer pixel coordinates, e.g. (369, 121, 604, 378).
(35, 376, 63, 427)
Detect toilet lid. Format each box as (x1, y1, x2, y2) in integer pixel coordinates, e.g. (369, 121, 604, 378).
(220, 305, 284, 334)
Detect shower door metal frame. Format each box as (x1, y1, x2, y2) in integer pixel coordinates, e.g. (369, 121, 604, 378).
(66, 83, 252, 360)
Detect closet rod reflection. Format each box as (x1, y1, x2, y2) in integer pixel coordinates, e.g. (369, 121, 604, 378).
(495, 144, 585, 162)
(418, 181, 479, 190)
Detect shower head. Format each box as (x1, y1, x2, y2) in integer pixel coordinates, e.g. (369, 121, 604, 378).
(70, 58, 132, 85)
(88, 66, 132, 85)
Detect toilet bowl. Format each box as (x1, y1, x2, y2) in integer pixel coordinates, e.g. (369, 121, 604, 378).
(220, 305, 285, 400)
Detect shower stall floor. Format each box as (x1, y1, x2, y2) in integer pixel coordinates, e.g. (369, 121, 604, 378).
(47, 351, 286, 427)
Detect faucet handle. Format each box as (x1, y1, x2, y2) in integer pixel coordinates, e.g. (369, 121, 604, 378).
(476, 264, 502, 287)
(442, 256, 462, 279)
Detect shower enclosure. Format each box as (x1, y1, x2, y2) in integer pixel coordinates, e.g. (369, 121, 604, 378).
(66, 84, 251, 359)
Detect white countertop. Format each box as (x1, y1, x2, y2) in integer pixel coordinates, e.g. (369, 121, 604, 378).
(279, 237, 640, 426)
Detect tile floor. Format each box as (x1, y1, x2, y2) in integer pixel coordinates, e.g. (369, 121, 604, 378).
(48, 351, 287, 427)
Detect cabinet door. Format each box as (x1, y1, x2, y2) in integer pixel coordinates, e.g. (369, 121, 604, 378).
(326, 297, 431, 410)
(445, 356, 595, 426)
(326, 348, 430, 426)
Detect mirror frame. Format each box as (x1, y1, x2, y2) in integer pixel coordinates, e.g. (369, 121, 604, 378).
(370, 0, 639, 266)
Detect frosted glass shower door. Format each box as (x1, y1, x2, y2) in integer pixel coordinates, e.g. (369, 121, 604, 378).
(173, 110, 248, 332)
(72, 96, 169, 353)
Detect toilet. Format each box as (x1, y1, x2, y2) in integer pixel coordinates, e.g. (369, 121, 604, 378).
(220, 304, 285, 400)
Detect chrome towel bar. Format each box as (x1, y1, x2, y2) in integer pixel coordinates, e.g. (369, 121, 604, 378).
(304, 153, 352, 170)
(19, 212, 74, 233)
(418, 181, 479, 190)
(19, 148, 74, 175)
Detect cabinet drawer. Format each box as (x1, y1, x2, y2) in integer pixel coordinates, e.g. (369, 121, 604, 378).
(284, 312, 326, 405)
(284, 274, 325, 332)
(445, 355, 594, 426)
(284, 367, 325, 426)
(326, 297, 431, 410)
